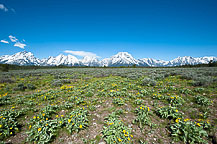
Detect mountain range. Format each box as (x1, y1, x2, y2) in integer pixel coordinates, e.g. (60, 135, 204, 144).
(0, 51, 216, 67)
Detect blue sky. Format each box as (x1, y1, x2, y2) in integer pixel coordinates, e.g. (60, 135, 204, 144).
(0, 0, 217, 60)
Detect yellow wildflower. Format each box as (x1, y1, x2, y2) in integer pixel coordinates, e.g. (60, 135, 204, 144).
(29, 125, 32, 129)
(196, 123, 201, 127)
(128, 137, 131, 141)
(175, 119, 179, 123)
(38, 128, 42, 132)
(79, 125, 82, 128)
(56, 115, 59, 118)
(184, 119, 189, 122)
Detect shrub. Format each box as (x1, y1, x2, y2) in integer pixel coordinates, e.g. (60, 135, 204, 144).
(51, 79, 71, 87)
(140, 78, 156, 86)
(13, 83, 27, 91)
(0, 77, 14, 83)
(27, 84, 36, 90)
(191, 77, 214, 87)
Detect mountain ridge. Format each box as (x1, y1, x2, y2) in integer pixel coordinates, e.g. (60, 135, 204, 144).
(0, 51, 216, 67)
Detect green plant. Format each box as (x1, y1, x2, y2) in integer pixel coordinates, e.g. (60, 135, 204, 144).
(133, 105, 152, 128)
(140, 78, 156, 86)
(156, 106, 182, 119)
(27, 120, 58, 143)
(0, 109, 23, 139)
(134, 99, 143, 105)
(65, 108, 89, 133)
(195, 95, 212, 106)
(102, 112, 133, 143)
(170, 118, 208, 143)
(167, 95, 184, 106)
(112, 97, 125, 106)
(0, 93, 10, 106)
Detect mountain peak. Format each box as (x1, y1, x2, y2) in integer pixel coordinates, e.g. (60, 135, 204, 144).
(0, 51, 216, 67)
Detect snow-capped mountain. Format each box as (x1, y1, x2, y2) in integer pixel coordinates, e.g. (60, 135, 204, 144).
(81, 56, 100, 66)
(43, 54, 80, 66)
(0, 51, 216, 67)
(138, 58, 167, 67)
(167, 56, 217, 66)
(0, 51, 41, 66)
(100, 52, 140, 67)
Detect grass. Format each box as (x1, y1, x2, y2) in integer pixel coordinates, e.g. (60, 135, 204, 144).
(0, 67, 216, 143)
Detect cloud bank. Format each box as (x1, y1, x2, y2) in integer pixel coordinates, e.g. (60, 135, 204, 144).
(64, 50, 99, 58)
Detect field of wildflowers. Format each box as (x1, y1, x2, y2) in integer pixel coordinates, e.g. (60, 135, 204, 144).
(0, 67, 216, 143)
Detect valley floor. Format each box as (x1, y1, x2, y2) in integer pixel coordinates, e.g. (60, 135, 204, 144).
(0, 68, 216, 144)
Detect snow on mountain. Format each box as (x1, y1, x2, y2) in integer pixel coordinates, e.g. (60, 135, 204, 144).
(44, 54, 80, 66)
(138, 58, 167, 67)
(0, 51, 41, 66)
(81, 56, 100, 66)
(0, 51, 216, 67)
(100, 52, 139, 67)
(167, 56, 217, 66)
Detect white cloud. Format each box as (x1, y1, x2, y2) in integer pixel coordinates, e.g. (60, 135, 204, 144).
(0, 40, 9, 44)
(64, 50, 99, 57)
(14, 42, 26, 49)
(0, 4, 8, 12)
(8, 35, 27, 49)
(9, 35, 18, 42)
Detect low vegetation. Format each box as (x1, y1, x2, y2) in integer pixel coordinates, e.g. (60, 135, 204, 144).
(0, 67, 216, 143)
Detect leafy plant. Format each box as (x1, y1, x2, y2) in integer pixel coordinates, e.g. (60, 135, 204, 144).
(27, 120, 58, 143)
(167, 95, 184, 106)
(170, 118, 208, 143)
(156, 106, 182, 119)
(0, 109, 23, 139)
(134, 99, 144, 105)
(140, 78, 156, 86)
(195, 95, 212, 106)
(133, 105, 152, 128)
(112, 97, 125, 106)
(65, 108, 89, 133)
(102, 112, 133, 143)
